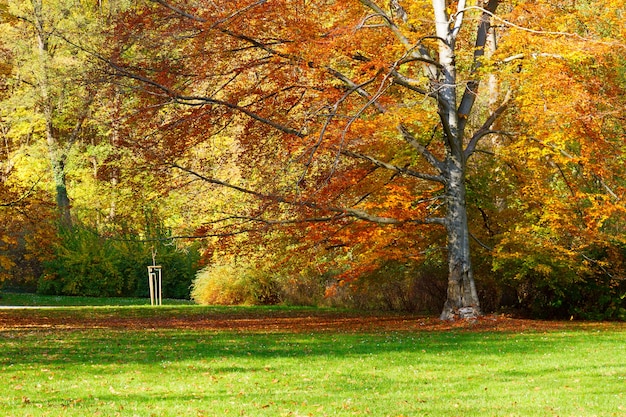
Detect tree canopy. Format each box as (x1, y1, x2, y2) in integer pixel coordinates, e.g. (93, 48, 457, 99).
(1, 0, 625, 319)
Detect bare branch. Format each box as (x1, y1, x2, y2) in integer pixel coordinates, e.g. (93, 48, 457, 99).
(209, 0, 268, 29)
(55, 29, 306, 139)
(502, 53, 564, 63)
(529, 137, 621, 201)
(149, 0, 269, 30)
(582, 254, 615, 279)
(106, 60, 305, 137)
(358, 0, 438, 79)
(314, 71, 397, 188)
(470, 231, 493, 251)
(298, 71, 385, 185)
(326, 67, 386, 113)
(358, 0, 411, 49)
(397, 54, 443, 69)
(457, 5, 626, 49)
(501, 53, 525, 63)
(424, 217, 447, 226)
(224, 214, 346, 225)
(390, 70, 431, 96)
(218, 28, 295, 60)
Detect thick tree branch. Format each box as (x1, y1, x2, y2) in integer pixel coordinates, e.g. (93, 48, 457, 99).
(450, 0, 467, 41)
(390, 70, 431, 96)
(218, 28, 295, 60)
(222, 214, 346, 225)
(530, 137, 621, 201)
(398, 124, 445, 175)
(358, 0, 411, 49)
(464, 89, 511, 159)
(326, 67, 386, 113)
(397, 53, 443, 70)
(170, 163, 417, 226)
(149, 0, 269, 29)
(457, 0, 499, 130)
(458, 5, 626, 49)
(358, 0, 438, 79)
(63, 92, 95, 155)
(149, 0, 206, 22)
(470, 231, 493, 251)
(341, 149, 445, 183)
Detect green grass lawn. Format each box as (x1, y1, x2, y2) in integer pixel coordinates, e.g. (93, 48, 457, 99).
(0, 291, 193, 306)
(0, 302, 624, 416)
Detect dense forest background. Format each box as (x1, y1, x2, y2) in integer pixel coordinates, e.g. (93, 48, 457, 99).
(0, 0, 624, 319)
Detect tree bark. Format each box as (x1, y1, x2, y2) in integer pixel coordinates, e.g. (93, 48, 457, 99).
(47, 127, 72, 227)
(440, 161, 481, 320)
(432, 0, 498, 320)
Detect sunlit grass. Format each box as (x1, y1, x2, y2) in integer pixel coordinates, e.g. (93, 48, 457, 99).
(0, 305, 624, 416)
(0, 292, 193, 306)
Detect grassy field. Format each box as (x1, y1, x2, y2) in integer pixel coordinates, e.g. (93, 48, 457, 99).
(0, 292, 193, 306)
(0, 297, 625, 416)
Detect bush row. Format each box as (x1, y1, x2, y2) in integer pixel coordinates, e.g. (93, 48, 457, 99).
(191, 252, 626, 320)
(7, 222, 624, 319)
(39, 224, 200, 299)
(191, 258, 448, 315)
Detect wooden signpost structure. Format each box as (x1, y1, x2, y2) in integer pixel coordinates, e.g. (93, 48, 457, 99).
(147, 248, 162, 306)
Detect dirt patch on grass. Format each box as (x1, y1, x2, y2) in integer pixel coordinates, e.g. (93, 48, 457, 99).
(0, 309, 621, 333)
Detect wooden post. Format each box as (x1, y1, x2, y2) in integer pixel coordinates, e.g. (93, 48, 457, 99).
(147, 266, 155, 305)
(157, 266, 162, 306)
(147, 265, 162, 306)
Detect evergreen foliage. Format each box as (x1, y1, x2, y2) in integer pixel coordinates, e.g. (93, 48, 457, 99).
(40, 221, 200, 299)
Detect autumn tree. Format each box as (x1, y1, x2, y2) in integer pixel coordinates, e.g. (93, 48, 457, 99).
(0, 0, 177, 291)
(0, 0, 56, 285)
(0, 0, 107, 227)
(483, 1, 626, 317)
(103, 0, 625, 319)
(1, 0, 154, 231)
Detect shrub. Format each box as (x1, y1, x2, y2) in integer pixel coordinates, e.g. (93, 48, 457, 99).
(191, 257, 452, 312)
(0, 203, 56, 292)
(280, 270, 329, 307)
(191, 260, 282, 305)
(492, 242, 626, 320)
(40, 223, 200, 299)
(191, 263, 250, 305)
(40, 226, 130, 297)
(345, 260, 447, 313)
(132, 242, 201, 300)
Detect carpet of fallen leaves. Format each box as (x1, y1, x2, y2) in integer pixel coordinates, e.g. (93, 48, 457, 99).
(0, 308, 623, 333)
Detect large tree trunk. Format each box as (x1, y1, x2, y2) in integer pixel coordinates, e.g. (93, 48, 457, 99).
(440, 162, 481, 320)
(432, 0, 485, 320)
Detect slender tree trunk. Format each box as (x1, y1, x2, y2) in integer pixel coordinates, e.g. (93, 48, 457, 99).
(46, 125, 72, 227)
(33, 0, 72, 227)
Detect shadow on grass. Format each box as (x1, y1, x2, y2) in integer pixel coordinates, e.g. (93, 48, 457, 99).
(0, 326, 614, 369)
(2, 325, 625, 417)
